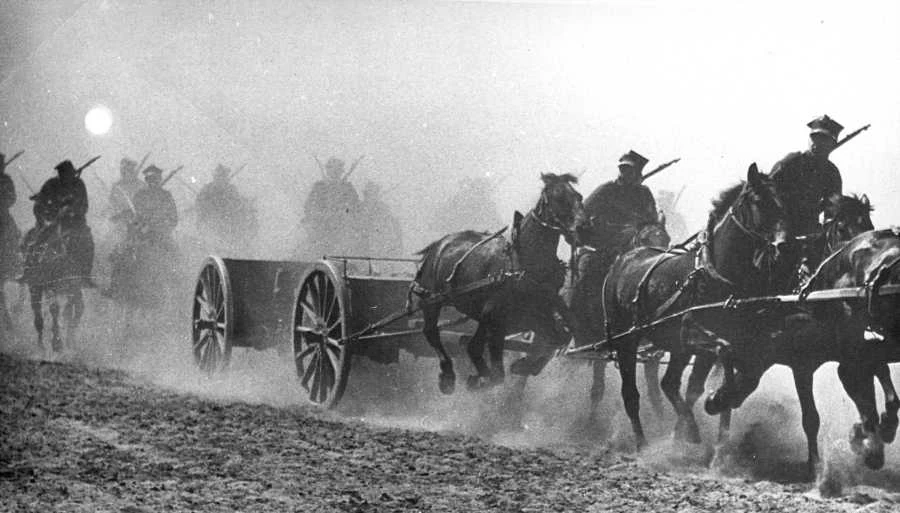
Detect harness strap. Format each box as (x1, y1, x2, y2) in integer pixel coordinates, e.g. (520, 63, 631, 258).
(445, 226, 508, 285)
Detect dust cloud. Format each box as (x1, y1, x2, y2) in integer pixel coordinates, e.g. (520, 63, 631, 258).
(2, 0, 900, 500)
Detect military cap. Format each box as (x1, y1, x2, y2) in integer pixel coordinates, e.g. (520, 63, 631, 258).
(142, 164, 164, 177)
(55, 160, 77, 175)
(325, 157, 345, 170)
(618, 150, 649, 170)
(807, 115, 843, 141)
(121, 157, 138, 168)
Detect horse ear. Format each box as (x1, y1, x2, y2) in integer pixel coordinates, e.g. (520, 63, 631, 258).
(861, 194, 871, 209)
(746, 162, 762, 187)
(658, 211, 666, 227)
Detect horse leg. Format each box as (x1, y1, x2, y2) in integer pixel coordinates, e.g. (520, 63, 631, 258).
(30, 287, 44, 351)
(64, 289, 84, 349)
(644, 357, 666, 421)
(661, 351, 700, 443)
(49, 296, 62, 353)
(838, 362, 885, 469)
(422, 307, 455, 394)
(875, 363, 900, 443)
(466, 321, 492, 390)
(589, 360, 607, 425)
(618, 342, 646, 449)
(792, 365, 821, 480)
(486, 319, 506, 385)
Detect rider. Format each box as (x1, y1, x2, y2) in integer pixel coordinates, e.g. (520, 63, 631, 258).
(131, 165, 178, 246)
(769, 115, 843, 235)
(769, 115, 844, 287)
(26, 159, 96, 287)
(302, 156, 367, 257)
(196, 164, 242, 231)
(360, 180, 404, 257)
(565, 150, 659, 336)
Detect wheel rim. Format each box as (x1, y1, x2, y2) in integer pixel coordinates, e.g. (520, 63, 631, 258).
(192, 259, 231, 374)
(293, 267, 348, 407)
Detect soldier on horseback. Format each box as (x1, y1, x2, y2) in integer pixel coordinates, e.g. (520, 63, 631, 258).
(0, 153, 20, 280)
(769, 115, 845, 288)
(131, 165, 178, 247)
(769, 115, 844, 235)
(107, 157, 144, 240)
(23, 160, 96, 287)
(303, 156, 368, 257)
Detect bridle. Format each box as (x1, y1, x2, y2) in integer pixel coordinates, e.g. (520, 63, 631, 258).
(529, 186, 582, 245)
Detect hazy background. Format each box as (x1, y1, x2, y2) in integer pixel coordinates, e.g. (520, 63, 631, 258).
(2, 0, 898, 257)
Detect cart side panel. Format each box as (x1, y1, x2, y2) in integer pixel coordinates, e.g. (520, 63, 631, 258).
(222, 259, 311, 349)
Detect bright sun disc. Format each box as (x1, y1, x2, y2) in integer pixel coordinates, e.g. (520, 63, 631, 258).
(85, 105, 113, 135)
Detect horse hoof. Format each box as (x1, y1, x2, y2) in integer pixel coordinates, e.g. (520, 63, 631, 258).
(704, 392, 727, 416)
(863, 447, 886, 470)
(438, 373, 455, 395)
(879, 412, 899, 444)
(466, 375, 484, 391)
(686, 423, 703, 445)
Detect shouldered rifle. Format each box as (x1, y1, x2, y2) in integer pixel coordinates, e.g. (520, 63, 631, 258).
(75, 156, 101, 177)
(342, 155, 365, 181)
(161, 165, 184, 187)
(136, 151, 151, 174)
(228, 163, 248, 181)
(2, 150, 24, 171)
(310, 153, 327, 179)
(834, 124, 871, 151)
(641, 158, 680, 182)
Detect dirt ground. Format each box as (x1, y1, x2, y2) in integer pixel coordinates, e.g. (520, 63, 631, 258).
(2, 341, 900, 513)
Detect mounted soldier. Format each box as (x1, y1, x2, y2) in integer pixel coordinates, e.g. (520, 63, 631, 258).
(303, 156, 368, 257)
(132, 165, 178, 247)
(107, 158, 144, 229)
(0, 153, 21, 283)
(360, 180, 404, 257)
(430, 175, 504, 235)
(770, 115, 845, 235)
(24, 160, 95, 287)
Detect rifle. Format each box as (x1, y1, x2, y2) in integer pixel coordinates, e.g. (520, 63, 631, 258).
(228, 163, 247, 181)
(311, 154, 327, 179)
(641, 158, 680, 182)
(341, 155, 365, 181)
(135, 151, 151, 174)
(75, 156, 101, 177)
(672, 185, 687, 210)
(2, 150, 24, 171)
(833, 124, 871, 151)
(161, 165, 184, 187)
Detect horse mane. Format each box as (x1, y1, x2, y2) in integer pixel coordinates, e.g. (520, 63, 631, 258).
(706, 181, 745, 234)
(825, 193, 874, 215)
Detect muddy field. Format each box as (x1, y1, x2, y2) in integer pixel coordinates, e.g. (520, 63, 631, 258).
(2, 310, 900, 512)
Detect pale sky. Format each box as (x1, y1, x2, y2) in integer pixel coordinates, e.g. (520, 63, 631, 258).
(1, 0, 898, 256)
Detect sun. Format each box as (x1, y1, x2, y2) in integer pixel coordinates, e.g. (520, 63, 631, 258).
(84, 105, 113, 135)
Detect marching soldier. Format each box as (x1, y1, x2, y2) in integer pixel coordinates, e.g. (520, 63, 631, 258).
(28, 160, 96, 287)
(769, 115, 844, 235)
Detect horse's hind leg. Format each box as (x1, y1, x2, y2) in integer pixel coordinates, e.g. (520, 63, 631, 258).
(486, 320, 506, 385)
(422, 307, 455, 394)
(644, 358, 665, 420)
(661, 351, 700, 443)
(791, 364, 821, 480)
(589, 360, 607, 425)
(618, 342, 646, 449)
(875, 363, 899, 443)
(465, 321, 492, 390)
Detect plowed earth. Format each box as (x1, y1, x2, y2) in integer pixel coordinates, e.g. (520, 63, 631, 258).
(2, 343, 900, 512)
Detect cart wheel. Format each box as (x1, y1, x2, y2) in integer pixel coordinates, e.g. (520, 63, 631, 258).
(192, 256, 233, 375)
(293, 262, 351, 408)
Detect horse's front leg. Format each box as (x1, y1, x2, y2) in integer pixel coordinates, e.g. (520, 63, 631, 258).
(874, 363, 900, 443)
(63, 289, 84, 349)
(422, 307, 455, 394)
(465, 321, 492, 390)
(838, 361, 885, 470)
(486, 319, 506, 385)
(589, 360, 608, 425)
(618, 341, 646, 450)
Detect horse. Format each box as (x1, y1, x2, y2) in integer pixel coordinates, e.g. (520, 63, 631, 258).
(410, 173, 586, 393)
(563, 217, 672, 424)
(693, 194, 878, 479)
(0, 211, 22, 336)
(598, 163, 789, 449)
(20, 221, 88, 353)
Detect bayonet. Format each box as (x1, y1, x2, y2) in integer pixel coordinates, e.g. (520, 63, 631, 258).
(641, 158, 680, 182)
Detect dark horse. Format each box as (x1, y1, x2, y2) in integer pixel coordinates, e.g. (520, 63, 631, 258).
(695, 194, 878, 479)
(599, 163, 788, 449)
(410, 173, 586, 393)
(564, 218, 672, 423)
(20, 220, 88, 353)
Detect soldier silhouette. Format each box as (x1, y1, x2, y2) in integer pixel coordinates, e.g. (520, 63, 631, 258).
(302, 156, 367, 258)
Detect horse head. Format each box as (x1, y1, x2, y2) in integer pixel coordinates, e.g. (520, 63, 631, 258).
(632, 214, 671, 249)
(535, 172, 586, 246)
(822, 194, 874, 250)
(729, 163, 790, 251)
